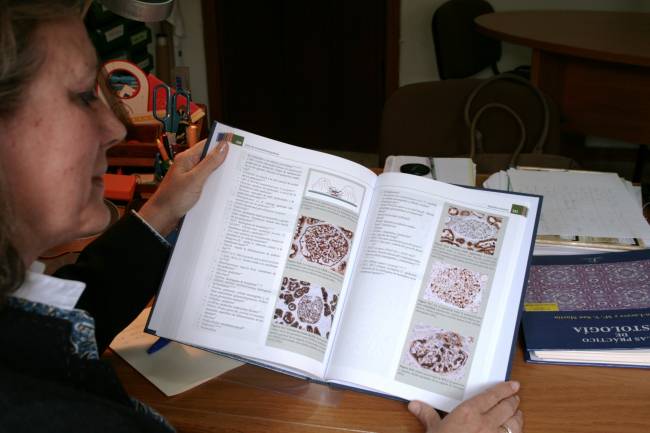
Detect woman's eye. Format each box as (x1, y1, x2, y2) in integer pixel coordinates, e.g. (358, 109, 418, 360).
(78, 89, 98, 106)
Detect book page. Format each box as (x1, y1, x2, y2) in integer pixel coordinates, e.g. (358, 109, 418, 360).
(325, 173, 539, 412)
(150, 123, 376, 379)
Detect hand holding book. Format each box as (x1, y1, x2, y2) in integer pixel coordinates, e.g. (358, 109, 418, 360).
(409, 381, 522, 433)
(139, 138, 229, 236)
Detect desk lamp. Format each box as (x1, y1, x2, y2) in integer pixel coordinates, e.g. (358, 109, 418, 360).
(99, 0, 174, 22)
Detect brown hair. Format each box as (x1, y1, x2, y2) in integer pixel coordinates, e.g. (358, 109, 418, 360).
(0, 0, 83, 117)
(0, 0, 82, 299)
(0, 186, 23, 298)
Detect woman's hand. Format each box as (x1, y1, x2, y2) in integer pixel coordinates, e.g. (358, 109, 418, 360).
(138, 138, 229, 236)
(408, 381, 523, 433)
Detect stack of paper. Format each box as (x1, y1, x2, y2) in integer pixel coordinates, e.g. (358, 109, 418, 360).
(483, 168, 650, 255)
(384, 155, 476, 186)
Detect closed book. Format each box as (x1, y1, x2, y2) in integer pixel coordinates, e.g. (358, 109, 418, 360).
(522, 250, 650, 367)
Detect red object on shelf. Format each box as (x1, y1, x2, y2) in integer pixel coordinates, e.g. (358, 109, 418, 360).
(103, 173, 136, 202)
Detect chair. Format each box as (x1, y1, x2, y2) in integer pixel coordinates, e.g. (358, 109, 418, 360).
(378, 77, 565, 168)
(432, 0, 529, 80)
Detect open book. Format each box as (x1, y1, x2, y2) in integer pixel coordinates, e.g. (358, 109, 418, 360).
(147, 122, 541, 412)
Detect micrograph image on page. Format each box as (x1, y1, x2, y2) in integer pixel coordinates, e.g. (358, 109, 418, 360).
(305, 170, 365, 211)
(273, 277, 338, 339)
(440, 206, 502, 255)
(423, 261, 488, 313)
(289, 215, 354, 275)
(401, 324, 474, 381)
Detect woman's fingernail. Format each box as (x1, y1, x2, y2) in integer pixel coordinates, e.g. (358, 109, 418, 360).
(510, 381, 520, 392)
(407, 401, 421, 416)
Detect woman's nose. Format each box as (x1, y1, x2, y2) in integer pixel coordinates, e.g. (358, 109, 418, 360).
(99, 102, 127, 150)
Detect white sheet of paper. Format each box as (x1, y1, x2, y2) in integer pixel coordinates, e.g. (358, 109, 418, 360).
(482, 170, 509, 190)
(506, 169, 650, 239)
(110, 307, 243, 396)
(432, 158, 476, 186)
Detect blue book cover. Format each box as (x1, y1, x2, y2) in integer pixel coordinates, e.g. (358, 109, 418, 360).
(522, 250, 650, 366)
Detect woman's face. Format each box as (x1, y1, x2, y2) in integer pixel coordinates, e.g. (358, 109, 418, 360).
(0, 17, 126, 264)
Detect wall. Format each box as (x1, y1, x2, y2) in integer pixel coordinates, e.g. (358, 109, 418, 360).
(177, 0, 649, 118)
(399, 0, 648, 86)
(156, 0, 210, 113)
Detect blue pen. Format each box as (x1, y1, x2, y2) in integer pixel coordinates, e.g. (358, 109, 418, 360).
(146, 337, 171, 355)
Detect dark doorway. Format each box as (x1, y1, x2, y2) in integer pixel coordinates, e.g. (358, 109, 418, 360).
(202, 0, 399, 153)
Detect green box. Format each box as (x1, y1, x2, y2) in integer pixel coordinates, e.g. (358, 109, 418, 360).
(129, 26, 152, 50)
(89, 19, 129, 55)
(511, 204, 529, 217)
(84, 1, 118, 27)
(131, 51, 154, 73)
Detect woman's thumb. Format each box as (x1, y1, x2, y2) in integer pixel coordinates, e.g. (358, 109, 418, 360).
(408, 401, 441, 431)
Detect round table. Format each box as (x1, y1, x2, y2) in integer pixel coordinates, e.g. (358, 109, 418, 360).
(476, 11, 650, 148)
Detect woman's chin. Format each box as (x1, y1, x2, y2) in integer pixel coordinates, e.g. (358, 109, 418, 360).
(76, 201, 113, 238)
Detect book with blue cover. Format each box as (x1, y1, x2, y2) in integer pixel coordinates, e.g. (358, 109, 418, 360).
(522, 249, 650, 367)
(148, 122, 542, 412)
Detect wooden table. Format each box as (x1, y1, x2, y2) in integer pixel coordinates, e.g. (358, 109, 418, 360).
(475, 11, 650, 148)
(106, 339, 650, 433)
(104, 167, 650, 432)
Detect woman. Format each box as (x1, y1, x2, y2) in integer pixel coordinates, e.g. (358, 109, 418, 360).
(0, 1, 522, 432)
(0, 1, 226, 431)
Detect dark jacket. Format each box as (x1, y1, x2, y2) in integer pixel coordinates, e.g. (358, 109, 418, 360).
(0, 213, 173, 433)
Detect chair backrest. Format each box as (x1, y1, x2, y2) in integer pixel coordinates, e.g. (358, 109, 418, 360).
(378, 78, 564, 166)
(432, 0, 501, 79)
